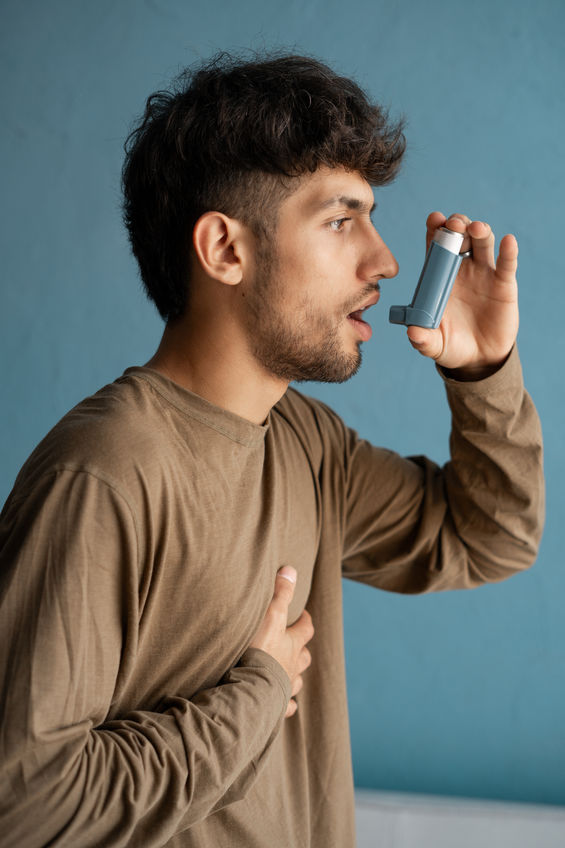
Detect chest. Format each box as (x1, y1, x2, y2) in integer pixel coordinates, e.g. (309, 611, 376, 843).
(127, 428, 320, 707)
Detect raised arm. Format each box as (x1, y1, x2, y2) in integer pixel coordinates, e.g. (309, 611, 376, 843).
(342, 346, 544, 592)
(340, 213, 543, 592)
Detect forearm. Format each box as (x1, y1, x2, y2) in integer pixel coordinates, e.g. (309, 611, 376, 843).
(439, 344, 544, 582)
(0, 468, 291, 847)
(341, 347, 544, 593)
(0, 649, 289, 848)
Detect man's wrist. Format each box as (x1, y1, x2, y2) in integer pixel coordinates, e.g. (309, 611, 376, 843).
(439, 350, 513, 383)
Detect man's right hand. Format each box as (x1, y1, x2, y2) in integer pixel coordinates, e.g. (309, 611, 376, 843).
(249, 567, 314, 718)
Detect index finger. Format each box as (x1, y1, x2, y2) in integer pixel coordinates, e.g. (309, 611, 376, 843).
(425, 211, 447, 252)
(288, 609, 315, 644)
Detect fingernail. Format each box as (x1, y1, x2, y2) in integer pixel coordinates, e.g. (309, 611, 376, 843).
(278, 566, 297, 584)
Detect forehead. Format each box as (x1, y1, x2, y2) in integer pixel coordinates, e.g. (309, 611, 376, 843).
(280, 166, 375, 217)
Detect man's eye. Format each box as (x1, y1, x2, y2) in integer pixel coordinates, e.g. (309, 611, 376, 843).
(329, 218, 351, 232)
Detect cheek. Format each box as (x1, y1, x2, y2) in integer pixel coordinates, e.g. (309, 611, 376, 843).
(275, 234, 355, 310)
(276, 254, 327, 305)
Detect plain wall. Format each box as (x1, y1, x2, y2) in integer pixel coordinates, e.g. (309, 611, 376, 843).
(1, 0, 564, 806)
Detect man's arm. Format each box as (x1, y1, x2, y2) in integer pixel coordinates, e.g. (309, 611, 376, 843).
(341, 345, 543, 592)
(340, 212, 543, 591)
(0, 470, 311, 847)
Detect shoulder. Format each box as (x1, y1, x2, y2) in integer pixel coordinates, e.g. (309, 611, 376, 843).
(8, 373, 170, 502)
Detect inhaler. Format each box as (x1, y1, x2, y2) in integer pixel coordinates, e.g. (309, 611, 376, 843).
(389, 227, 470, 329)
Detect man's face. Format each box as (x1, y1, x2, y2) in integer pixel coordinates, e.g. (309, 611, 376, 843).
(242, 167, 399, 383)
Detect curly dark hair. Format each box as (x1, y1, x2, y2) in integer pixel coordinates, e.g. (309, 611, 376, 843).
(122, 51, 406, 322)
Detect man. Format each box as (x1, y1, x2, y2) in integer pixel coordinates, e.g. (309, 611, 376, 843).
(0, 53, 544, 847)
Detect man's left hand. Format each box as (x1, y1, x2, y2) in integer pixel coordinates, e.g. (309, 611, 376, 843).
(407, 212, 519, 380)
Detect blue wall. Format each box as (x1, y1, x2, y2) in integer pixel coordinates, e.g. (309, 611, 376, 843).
(2, 0, 563, 806)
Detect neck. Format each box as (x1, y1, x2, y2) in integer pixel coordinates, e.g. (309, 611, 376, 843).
(145, 312, 289, 426)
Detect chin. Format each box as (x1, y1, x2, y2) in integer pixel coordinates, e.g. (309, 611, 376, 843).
(292, 348, 362, 384)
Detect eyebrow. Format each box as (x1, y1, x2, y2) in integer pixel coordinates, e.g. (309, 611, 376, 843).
(317, 195, 377, 215)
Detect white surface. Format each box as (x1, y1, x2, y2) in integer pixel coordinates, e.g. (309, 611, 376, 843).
(355, 790, 565, 848)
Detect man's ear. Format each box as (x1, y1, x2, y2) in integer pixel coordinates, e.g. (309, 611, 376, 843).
(192, 211, 249, 286)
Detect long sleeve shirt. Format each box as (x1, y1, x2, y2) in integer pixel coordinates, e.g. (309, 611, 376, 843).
(0, 347, 544, 847)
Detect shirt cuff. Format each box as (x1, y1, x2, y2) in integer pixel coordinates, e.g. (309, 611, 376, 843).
(237, 647, 292, 705)
(436, 344, 522, 396)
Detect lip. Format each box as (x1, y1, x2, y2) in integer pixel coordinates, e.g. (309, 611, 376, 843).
(347, 288, 381, 319)
(358, 290, 381, 312)
(346, 288, 380, 342)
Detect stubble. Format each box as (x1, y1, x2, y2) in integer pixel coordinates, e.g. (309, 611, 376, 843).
(243, 240, 362, 384)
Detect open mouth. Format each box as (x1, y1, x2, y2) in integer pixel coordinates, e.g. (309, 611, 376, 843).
(347, 308, 369, 323)
(347, 311, 373, 341)
(346, 290, 380, 341)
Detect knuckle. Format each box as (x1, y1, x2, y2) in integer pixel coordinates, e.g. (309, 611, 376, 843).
(301, 610, 314, 629)
(264, 606, 285, 629)
(263, 606, 277, 623)
(286, 699, 297, 718)
(301, 647, 312, 669)
(303, 621, 315, 642)
(292, 675, 304, 696)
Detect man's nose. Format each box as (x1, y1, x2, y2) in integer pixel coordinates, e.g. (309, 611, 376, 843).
(360, 229, 399, 282)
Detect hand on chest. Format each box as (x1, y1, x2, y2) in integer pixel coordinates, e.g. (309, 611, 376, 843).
(137, 440, 320, 699)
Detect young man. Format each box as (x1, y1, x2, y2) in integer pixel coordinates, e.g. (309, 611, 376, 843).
(0, 53, 544, 847)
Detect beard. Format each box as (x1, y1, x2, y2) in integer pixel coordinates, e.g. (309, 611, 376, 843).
(248, 305, 363, 383)
(243, 240, 367, 384)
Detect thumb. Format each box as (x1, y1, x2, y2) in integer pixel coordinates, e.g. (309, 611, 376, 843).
(273, 566, 297, 609)
(406, 326, 444, 360)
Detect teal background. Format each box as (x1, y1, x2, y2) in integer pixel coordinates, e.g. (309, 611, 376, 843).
(2, 0, 564, 806)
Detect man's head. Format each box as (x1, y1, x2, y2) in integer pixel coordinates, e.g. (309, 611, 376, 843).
(122, 51, 405, 325)
(239, 165, 399, 383)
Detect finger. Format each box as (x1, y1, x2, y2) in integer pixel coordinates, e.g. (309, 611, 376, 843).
(278, 565, 297, 585)
(445, 213, 472, 253)
(271, 567, 297, 614)
(289, 610, 315, 644)
(425, 211, 447, 252)
(426, 212, 471, 253)
(406, 325, 444, 360)
(285, 698, 298, 718)
(291, 675, 304, 698)
(467, 220, 495, 267)
(445, 212, 471, 233)
(298, 646, 312, 673)
(495, 234, 518, 284)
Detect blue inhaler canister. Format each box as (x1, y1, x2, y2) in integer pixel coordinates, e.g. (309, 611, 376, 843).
(389, 227, 465, 329)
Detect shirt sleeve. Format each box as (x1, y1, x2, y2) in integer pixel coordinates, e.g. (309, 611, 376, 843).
(0, 468, 291, 848)
(340, 346, 545, 592)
